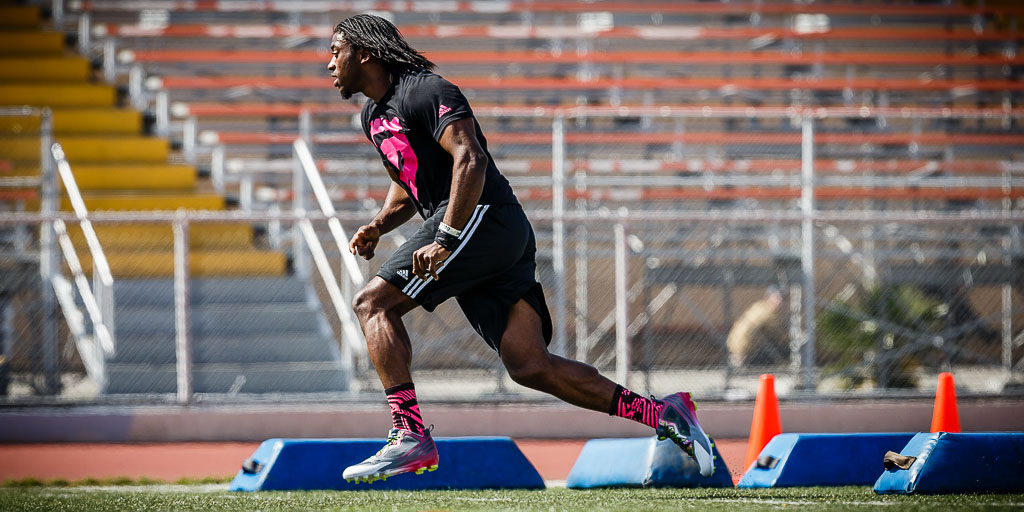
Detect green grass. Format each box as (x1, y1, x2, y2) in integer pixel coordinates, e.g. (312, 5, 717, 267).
(1, 486, 1023, 512)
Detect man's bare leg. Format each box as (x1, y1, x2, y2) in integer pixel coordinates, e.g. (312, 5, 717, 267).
(498, 298, 618, 411)
(344, 277, 439, 483)
(498, 298, 717, 476)
(351, 277, 420, 388)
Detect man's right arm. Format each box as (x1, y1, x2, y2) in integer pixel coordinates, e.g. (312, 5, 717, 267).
(349, 180, 417, 259)
(370, 180, 417, 234)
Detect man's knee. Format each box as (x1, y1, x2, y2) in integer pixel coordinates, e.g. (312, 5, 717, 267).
(504, 352, 554, 389)
(351, 287, 378, 320)
(352, 279, 407, 321)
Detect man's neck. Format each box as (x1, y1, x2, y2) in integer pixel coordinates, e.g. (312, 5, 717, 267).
(363, 66, 394, 103)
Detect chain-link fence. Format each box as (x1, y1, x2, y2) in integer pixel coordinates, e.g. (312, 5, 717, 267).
(1, 111, 1022, 404)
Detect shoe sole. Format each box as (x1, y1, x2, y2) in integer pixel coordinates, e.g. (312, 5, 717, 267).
(663, 393, 716, 477)
(345, 463, 439, 484)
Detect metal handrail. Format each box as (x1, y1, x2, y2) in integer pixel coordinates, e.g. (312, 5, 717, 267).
(49, 143, 117, 388)
(293, 139, 366, 287)
(292, 139, 367, 379)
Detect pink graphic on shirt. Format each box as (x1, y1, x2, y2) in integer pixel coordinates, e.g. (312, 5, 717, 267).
(438, 104, 451, 118)
(370, 116, 419, 200)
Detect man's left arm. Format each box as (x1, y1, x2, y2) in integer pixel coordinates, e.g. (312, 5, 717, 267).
(410, 117, 487, 281)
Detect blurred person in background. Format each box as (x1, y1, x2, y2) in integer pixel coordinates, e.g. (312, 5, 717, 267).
(329, 14, 715, 484)
(727, 286, 787, 369)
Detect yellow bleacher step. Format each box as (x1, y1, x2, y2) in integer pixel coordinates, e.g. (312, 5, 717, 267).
(0, 32, 64, 55)
(0, 109, 142, 135)
(61, 193, 225, 211)
(0, 84, 116, 108)
(64, 164, 197, 191)
(79, 250, 287, 277)
(0, 6, 40, 28)
(0, 57, 91, 82)
(69, 223, 253, 250)
(0, 136, 168, 163)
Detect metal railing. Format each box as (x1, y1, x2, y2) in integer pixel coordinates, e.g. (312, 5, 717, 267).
(47, 143, 116, 391)
(292, 138, 367, 383)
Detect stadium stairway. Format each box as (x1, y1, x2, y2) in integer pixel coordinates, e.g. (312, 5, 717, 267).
(0, 3, 351, 395)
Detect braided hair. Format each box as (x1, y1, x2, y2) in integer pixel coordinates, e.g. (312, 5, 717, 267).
(334, 14, 435, 72)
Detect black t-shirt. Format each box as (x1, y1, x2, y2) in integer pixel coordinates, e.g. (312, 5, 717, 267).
(361, 67, 519, 220)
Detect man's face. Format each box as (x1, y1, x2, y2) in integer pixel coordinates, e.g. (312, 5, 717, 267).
(328, 32, 361, 100)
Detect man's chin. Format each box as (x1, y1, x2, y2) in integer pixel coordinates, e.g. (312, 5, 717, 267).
(339, 88, 352, 100)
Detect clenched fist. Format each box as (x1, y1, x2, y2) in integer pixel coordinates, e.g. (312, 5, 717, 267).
(349, 224, 381, 260)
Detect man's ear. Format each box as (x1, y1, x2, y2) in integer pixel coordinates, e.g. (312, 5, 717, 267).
(358, 49, 373, 65)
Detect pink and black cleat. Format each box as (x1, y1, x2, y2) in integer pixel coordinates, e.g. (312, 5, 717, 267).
(342, 428, 439, 484)
(656, 392, 716, 477)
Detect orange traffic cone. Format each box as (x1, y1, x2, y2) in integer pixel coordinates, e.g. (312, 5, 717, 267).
(930, 372, 961, 433)
(744, 374, 783, 471)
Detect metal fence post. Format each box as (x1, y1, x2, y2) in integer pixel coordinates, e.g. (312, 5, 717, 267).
(174, 211, 193, 404)
(155, 91, 169, 138)
(292, 146, 310, 281)
(574, 168, 589, 363)
(183, 116, 197, 164)
(614, 209, 630, 385)
(38, 109, 60, 394)
(551, 115, 567, 357)
(77, 11, 90, 56)
(103, 39, 116, 84)
(800, 115, 817, 391)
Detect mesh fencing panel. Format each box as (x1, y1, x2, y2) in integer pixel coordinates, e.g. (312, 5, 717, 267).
(1, 111, 1022, 404)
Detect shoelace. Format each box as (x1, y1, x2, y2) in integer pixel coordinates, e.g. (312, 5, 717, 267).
(375, 432, 401, 457)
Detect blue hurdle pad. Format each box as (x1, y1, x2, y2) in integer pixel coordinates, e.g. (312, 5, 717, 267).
(229, 437, 544, 491)
(874, 432, 1024, 494)
(566, 436, 732, 488)
(737, 433, 915, 488)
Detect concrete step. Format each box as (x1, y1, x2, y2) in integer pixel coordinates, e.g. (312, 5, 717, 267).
(105, 362, 350, 394)
(0, 136, 168, 163)
(111, 277, 307, 306)
(66, 164, 197, 191)
(0, 57, 91, 82)
(0, 32, 63, 55)
(0, 84, 116, 108)
(0, 6, 40, 29)
(62, 193, 225, 211)
(79, 249, 286, 277)
(0, 109, 142, 136)
(110, 333, 338, 364)
(114, 304, 319, 336)
(69, 222, 252, 250)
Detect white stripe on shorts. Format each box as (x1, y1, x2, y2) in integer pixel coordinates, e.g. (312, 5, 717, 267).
(401, 204, 483, 296)
(404, 204, 490, 300)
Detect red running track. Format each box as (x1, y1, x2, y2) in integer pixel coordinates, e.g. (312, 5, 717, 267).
(0, 439, 749, 484)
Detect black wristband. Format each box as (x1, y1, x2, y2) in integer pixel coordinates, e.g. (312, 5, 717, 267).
(435, 231, 459, 251)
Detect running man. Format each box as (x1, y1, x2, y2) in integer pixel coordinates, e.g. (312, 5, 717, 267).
(328, 14, 715, 483)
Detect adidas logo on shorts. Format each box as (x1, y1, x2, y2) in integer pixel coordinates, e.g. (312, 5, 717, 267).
(397, 269, 410, 280)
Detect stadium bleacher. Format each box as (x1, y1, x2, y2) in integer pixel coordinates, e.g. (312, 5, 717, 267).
(1, 0, 1020, 398)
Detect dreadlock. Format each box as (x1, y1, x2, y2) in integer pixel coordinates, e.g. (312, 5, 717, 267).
(334, 14, 436, 72)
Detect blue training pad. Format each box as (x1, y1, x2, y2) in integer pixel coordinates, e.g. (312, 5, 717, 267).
(230, 437, 545, 491)
(738, 433, 915, 488)
(566, 436, 732, 488)
(874, 432, 1024, 494)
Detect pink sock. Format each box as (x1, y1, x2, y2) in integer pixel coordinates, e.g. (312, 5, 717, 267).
(385, 383, 426, 435)
(608, 384, 663, 429)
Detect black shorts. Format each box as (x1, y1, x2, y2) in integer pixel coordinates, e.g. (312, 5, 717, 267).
(377, 203, 553, 352)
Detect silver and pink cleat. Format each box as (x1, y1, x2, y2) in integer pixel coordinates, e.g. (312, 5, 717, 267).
(343, 428, 439, 484)
(656, 391, 716, 477)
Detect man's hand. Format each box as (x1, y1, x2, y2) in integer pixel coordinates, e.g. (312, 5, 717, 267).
(349, 225, 381, 260)
(412, 242, 451, 281)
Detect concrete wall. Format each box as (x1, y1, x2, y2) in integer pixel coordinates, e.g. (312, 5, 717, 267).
(1, 399, 1022, 442)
